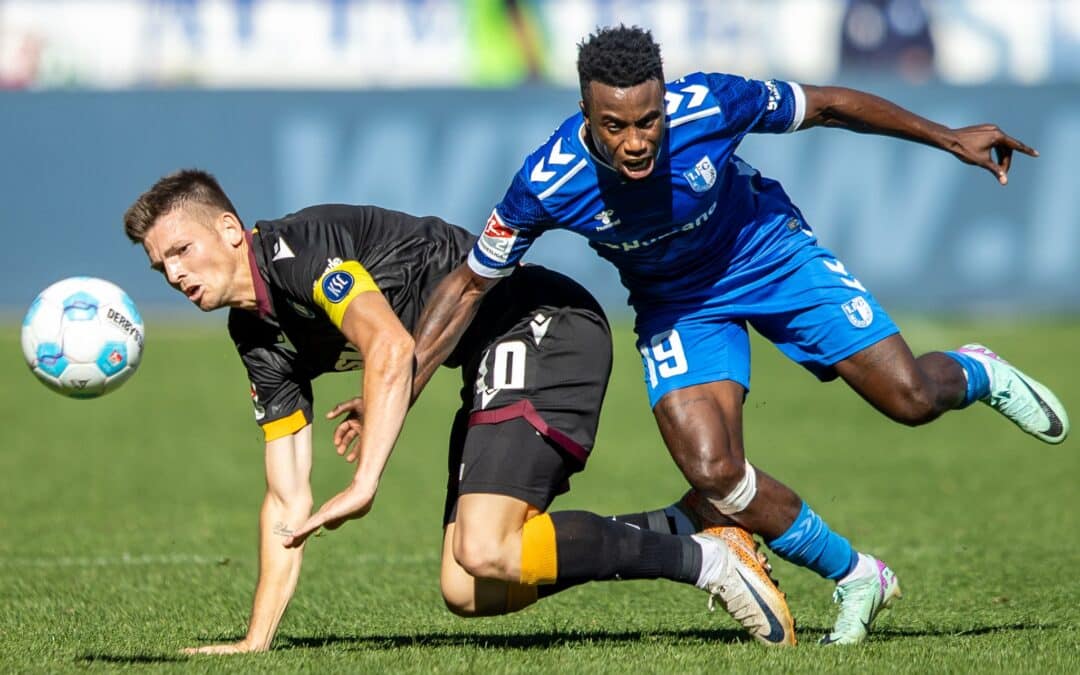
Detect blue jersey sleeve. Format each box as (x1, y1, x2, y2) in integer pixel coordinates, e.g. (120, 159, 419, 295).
(468, 171, 553, 278)
(705, 73, 806, 135)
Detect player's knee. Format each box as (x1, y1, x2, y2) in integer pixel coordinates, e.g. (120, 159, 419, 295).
(453, 536, 515, 582)
(689, 447, 747, 497)
(440, 584, 479, 617)
(883, 376, 939, 426)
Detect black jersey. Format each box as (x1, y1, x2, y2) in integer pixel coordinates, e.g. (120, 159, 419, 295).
(229, 204, 604, 442)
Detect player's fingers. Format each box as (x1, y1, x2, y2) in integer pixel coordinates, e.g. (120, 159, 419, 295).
(338, 426, 359, 457)
(997, 145, 1013, 175)
(283, 518, 322, 548)
(981, 159, 1007, 185)
(1004, 134, 1038, 157)
(326, 397, 363, 419)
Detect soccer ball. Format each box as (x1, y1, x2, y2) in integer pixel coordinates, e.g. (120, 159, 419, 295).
(20, 277, 145, 398)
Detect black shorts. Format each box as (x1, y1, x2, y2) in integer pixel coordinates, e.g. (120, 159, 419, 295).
(443, 295, 612, 525)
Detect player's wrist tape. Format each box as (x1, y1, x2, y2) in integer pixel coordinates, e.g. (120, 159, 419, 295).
(711, 461, 758, 515)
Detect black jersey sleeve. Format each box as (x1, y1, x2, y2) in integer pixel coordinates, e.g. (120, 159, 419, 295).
(228, 309, 314, 442)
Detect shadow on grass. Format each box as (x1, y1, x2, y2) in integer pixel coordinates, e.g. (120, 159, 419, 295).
(79, 654, 188, 664)
(279, 627, 758, 651)
(76, 622, 1052, 663)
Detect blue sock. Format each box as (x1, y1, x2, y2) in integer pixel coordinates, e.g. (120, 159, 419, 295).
(944, 351, 990, 408)
(766, 502, 858, 581)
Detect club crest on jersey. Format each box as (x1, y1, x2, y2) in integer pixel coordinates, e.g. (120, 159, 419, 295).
(683, 156, 717, 193)
(322, 271, 354, 303)
(842, 297, 874, 328)
(478, 210, 519, 263)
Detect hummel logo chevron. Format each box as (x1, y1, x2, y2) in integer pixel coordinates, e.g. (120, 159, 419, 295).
(530, 138, 576, 183)
(665, 84, 709, 114)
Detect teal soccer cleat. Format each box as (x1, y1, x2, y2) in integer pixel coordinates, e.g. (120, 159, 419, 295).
(820, 557, 901, 646)
(957, 343, 1069, 444)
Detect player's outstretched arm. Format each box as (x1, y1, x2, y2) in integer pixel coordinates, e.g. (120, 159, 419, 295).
(411, 262, 502, 402)
(284, 291, 414, 547)
(184, 426, 315, 655)
(799, 85, 1038, 185)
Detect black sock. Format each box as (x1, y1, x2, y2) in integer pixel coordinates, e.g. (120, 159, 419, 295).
(611, 509, 679, 534)
(536, 511, 701, 598)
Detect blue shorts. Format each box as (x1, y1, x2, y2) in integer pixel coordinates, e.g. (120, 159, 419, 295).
(635, 248, 899, 408)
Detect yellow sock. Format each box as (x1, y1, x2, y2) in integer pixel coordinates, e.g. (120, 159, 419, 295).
(519, 512, 558, 585)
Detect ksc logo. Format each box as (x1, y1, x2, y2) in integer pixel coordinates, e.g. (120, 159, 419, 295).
(322, 271, 354, 303)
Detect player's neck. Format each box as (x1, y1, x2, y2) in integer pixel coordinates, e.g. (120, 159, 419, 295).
(230, 237, 259, 312)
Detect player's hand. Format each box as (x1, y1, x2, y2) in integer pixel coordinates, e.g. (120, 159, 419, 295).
(282, 482, 375, 548)
(326, 397, 365, 462)
(182, 640, 264, 655)
(946, 124, 1038, 185)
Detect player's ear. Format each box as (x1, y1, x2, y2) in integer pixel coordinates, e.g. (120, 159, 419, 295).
(219, 212, 244, 247)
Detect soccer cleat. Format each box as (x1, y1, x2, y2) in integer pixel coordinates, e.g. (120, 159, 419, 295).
(957, 343, 1069, 444)
(820, 557, 901, 646)
(694, 528, 797, 646)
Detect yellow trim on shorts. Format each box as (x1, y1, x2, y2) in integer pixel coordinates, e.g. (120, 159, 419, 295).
(262, 409, 308, 442)
(519, 513, 558, 585)
(312, 260, 380, 329)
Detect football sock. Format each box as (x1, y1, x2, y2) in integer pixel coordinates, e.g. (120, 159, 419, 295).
(766, 501, 858, 581)
(836, 552, 879, 586)
(524, 511, 702, 596)
(944, 350, 991, 407)
(611, 505, 693, 535)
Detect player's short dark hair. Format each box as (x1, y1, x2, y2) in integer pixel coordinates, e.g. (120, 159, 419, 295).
(123, 169, 241, 244)
(577, 25, 664, 104)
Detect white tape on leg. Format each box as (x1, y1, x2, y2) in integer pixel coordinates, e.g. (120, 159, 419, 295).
(712, 461, 757, 515)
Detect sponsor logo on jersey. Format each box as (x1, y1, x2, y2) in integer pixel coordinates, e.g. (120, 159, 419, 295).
(322, 271, 354, 303)
(842, 297, 874, 328)
(596, 200, 717, 252)
(593, 209, 621, 231)
(324, 257, 343, 275)
(250, 382, 266, 421)
(288, 300, 317, 319)
(683, 156, 717, 193)
(478, 210, 519, 263)
(765, 80, 782, 112)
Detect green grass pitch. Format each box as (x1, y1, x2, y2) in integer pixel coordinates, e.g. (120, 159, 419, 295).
(2, 318, 1077, 672)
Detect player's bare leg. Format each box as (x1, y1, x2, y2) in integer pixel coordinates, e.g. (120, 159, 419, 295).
(834, 334, 965, 424)
(653, 380, 803, 540)
(440, 491, 795, 645)
(654, 380, 892, 644)
(440, 496, 539, 616)
(836, 334, 1068, 443)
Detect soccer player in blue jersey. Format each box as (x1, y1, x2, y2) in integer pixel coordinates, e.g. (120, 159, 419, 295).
(411, 25, 1070, 645)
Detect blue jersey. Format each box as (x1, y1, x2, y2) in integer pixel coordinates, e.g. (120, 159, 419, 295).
(468, 72, 817, 313)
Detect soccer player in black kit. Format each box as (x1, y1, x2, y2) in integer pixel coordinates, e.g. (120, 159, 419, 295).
(123, 169, 793, 654)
